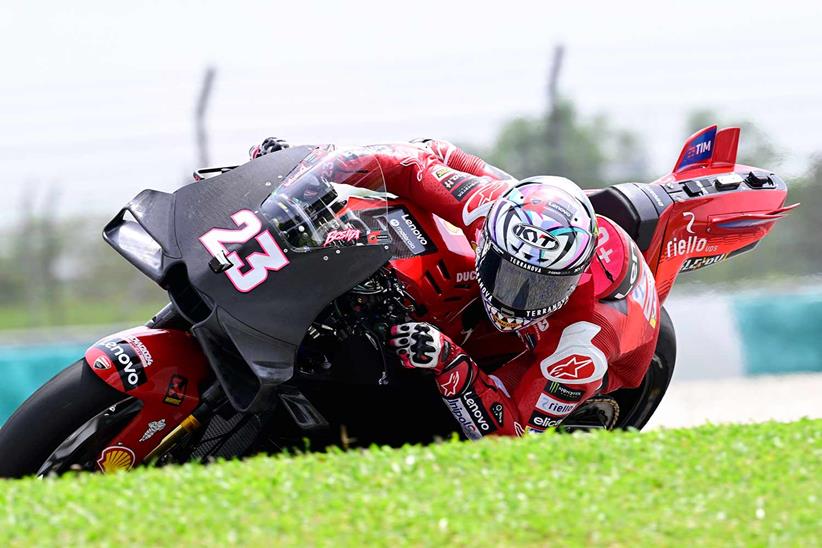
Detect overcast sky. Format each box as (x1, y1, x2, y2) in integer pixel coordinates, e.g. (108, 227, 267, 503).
(1, 1, 821, 225)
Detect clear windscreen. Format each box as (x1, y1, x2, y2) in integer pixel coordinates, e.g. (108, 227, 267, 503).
(260, 147, 392, 251)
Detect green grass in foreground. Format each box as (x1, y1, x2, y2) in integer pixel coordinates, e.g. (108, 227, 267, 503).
(1, 420, 820, 546)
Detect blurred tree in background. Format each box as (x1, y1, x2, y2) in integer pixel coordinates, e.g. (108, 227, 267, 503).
(0, 211, 166, 330)
(482, 46, 648, 186)
(484, 103, 649, 186)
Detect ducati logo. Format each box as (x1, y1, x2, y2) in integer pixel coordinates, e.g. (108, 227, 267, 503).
(93, 355, 112, 370)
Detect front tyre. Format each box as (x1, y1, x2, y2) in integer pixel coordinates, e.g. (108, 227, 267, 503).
(0, 360, 126, 478)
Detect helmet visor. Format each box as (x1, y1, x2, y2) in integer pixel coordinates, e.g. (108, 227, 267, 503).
(476, 242, 580, 317)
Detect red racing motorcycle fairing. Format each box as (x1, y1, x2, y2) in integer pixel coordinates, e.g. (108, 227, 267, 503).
(84, 327, 210, 472)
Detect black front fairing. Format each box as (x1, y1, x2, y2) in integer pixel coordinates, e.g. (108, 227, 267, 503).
(104, 146, 392, 411)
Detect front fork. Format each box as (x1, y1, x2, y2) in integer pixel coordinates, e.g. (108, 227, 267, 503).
(144, 383, 224, 462)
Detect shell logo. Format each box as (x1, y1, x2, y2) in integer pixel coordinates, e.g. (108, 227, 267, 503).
(97, 446, 135, 474)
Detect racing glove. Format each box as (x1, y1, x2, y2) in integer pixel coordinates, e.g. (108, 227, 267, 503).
(388, 322, 457, 374)
(389, 321, 522, 437)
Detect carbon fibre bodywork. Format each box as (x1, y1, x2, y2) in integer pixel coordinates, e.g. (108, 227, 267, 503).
(104, 147, 391, 412)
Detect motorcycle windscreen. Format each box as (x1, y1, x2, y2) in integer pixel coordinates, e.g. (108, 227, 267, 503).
(260, 146, 393, 252)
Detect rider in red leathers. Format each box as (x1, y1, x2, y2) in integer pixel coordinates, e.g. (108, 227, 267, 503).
(252, 137, 661, 436)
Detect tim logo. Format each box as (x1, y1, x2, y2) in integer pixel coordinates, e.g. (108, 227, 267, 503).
(687, 140, 711, 158)
(677, 126, 717, 170)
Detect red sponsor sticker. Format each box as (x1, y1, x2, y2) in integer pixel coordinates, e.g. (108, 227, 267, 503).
(163, 375, 188, 406)
(367, 230, 390, 245)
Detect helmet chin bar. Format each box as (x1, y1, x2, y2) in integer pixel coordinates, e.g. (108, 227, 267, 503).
(480, 291, 572, 333)
(476, 271, 571, 332)
(482, 300, 538, 332)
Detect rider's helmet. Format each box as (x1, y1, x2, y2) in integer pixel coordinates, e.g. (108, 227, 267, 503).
(475, 176, 598, 331)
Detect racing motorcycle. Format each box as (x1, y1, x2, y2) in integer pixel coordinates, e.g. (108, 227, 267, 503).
(0, 126, 795, 477)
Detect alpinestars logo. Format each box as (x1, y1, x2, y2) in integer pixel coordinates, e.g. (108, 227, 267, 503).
(539, 322, 608, 385)
(400, 157, 424, 181)
(546, 355, 595, 381)
(439, 370, 461, 397)
(462, 181, 509, 226)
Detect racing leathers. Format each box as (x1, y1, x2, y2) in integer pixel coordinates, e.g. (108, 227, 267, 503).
(255, 138, 662, 436)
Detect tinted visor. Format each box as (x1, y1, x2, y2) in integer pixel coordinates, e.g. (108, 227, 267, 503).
(477, 243, 580, 317)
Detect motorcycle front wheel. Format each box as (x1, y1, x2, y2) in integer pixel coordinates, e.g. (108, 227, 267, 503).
(0, 360, 132, 478)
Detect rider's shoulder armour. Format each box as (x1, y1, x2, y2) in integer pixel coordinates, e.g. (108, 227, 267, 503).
(590, 215, 643, 301)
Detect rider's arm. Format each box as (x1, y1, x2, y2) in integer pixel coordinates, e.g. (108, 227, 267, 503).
(417, 139, 515, 181)
(433, 350, 523, 439)
(374, 143, 516, 245)
(389, 322, 522, 438)
(405, 321, 606, 437)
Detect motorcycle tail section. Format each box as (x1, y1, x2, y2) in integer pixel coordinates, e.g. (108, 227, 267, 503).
(648, 125, 798, 301)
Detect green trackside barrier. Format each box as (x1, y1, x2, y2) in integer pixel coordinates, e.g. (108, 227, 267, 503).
(733, 291, 822, 375)
(0, 344, 89, 427)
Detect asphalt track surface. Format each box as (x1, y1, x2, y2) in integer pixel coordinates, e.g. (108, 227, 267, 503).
(646, 373, 822, 429)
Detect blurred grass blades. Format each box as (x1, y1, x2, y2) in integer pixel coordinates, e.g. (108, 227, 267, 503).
(0, 419, 819, 546)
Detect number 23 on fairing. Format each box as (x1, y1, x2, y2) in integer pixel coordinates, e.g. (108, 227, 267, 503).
(199, 209, 289, 293)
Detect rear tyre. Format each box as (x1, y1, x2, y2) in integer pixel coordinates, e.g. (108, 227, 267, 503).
(612, 306, 676, 430)
(0, 360, 124, 478)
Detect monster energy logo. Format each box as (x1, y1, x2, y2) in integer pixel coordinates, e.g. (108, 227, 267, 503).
(545, 381, 583, 402)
